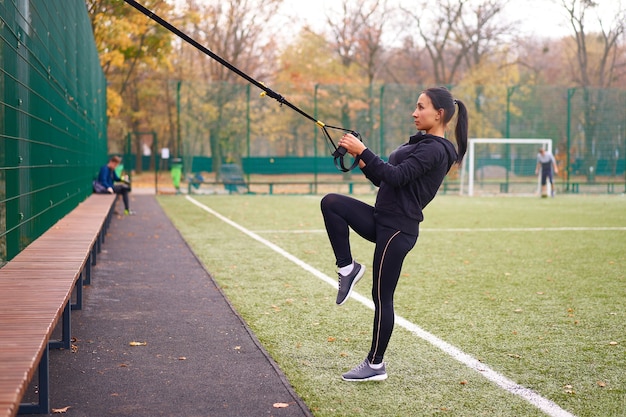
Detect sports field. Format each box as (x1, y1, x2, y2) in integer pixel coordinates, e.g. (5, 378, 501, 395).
(158, 194, 625, 417)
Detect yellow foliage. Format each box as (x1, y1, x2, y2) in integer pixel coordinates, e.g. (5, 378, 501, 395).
(106, 87, 123, 118)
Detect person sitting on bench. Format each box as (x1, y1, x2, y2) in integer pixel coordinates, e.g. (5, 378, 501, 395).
(94, 155, 134, 215)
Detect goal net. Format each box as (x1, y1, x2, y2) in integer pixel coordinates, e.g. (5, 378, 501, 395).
(460, 138, 553, 196)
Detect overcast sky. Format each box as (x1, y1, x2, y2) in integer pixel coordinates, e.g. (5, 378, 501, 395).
(276, 0, 621, 41)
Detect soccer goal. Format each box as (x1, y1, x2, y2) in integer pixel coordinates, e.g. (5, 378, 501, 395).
(460, 138, 553, 196)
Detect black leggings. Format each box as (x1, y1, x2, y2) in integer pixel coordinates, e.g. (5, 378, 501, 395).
(321, 193, 417, 364)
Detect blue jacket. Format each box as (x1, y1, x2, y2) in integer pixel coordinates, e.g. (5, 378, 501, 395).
(97, 165, 120, 189)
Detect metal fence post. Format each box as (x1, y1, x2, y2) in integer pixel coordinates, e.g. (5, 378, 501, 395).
(566, 88, 576, 192)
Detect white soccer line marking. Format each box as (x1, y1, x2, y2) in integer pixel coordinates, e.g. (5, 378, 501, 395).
(252, 227, 626, 234)
(186, 195, 577, 417)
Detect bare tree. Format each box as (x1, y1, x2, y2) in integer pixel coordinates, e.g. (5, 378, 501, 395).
(325, 0, 394, 146)
(401, 0, 512, 85)
(403, 0, 466, 85)
(563, 0, 626, 87)
(561, 0, 626, 181)
(457, 0, 512, 69)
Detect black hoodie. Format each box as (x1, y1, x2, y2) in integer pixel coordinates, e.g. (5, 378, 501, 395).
(359, 131, 458, 235)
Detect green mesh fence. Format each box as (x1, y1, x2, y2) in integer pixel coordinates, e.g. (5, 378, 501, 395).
(0, 0, 107, 263)
(177, 81, 625, 192)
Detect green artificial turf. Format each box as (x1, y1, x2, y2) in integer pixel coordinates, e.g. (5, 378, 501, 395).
(159, 194, 625, 417)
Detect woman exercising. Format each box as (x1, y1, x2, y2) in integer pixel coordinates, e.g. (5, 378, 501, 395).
(321, 86, 468, 381)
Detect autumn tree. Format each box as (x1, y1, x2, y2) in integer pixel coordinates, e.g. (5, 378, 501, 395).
(87, 0, 174, 172)
(175, 0, 283, 175)
(273, 30, 348, 156)
(323, 0, 394, 148)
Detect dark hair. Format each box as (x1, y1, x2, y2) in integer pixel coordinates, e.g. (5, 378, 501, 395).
(109, 155, 122, 163)
(422, 86, 468, 164)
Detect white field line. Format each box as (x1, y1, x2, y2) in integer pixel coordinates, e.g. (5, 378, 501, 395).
(185, 195, 576, 417)
(252, 227, 626, 234)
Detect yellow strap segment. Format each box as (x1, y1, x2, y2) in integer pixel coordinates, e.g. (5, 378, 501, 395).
(316, 120, 325, 128)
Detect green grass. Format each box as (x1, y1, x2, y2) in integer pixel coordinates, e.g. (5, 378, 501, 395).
(158, 194, 626, 417)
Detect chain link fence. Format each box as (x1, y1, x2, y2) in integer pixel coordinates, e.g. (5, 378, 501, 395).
(172, 81, 624, 192)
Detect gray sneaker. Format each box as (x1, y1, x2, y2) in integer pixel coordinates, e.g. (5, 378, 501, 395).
(336, 261, 365, 305)
(342, 358, 387, 381)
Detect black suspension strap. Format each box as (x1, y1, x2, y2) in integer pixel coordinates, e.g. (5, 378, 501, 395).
(123, 0, 361, 172)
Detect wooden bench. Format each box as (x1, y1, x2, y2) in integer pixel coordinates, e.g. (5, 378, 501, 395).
(0, 193, 117, 417)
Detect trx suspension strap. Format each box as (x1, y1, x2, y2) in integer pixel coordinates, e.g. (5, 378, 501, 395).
(123, 0, 361, 172)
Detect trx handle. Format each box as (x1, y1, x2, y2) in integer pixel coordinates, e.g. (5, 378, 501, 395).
(123, 0, 364, 172)
(331, 131, 362, 173)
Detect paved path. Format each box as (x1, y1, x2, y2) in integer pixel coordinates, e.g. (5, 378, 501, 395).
(25, 194, 312, 417)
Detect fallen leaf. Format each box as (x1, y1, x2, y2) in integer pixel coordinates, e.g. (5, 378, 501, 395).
(129, 341, 147, 346)
(327, 337, 336, 342)
(119, 363, 128, 368)
(507, 353, 522, 359)
(597, 381, 607, 388)
(273, 402, 290, 408)
(234, 346, 241, 350)
(609, 341, 618, 346)
(52, 406, 71, 413)
(178, 356, 187, 360)
(514, 309, 523, 313)
(71, 344, 78, 353)
(460, 380, 468, 385)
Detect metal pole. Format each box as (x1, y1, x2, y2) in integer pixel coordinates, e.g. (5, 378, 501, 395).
(246, 84, 251, 184)
(176, 80, 182, 158)
(566, 88, 576, 192)
(153, 132, 158, 194)
(126, 132, 132, 172)
(314, 84, 319, 193)
(505, 86, 518, 192)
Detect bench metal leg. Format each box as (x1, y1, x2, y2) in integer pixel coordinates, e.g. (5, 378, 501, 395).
(18, 344, 50, 415)
(91, 243, 98, 266)
(84, 255, 92, 285)
(96, 231, 104, 253)
(49, 302, 71, 350)
(71, 271, 83, 311)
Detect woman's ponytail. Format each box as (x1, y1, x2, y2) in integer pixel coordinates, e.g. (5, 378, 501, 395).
(454, 99, 468, 164)
(422, 87, 469, 165)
